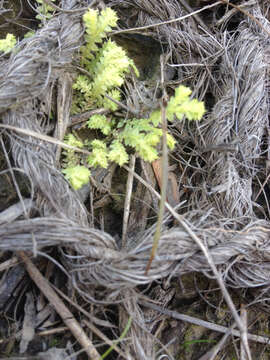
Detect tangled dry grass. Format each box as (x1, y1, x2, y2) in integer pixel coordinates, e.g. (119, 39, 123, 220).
(1, 0, 270, 359)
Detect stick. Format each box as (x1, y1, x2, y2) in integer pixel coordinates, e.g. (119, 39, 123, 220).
(145, 55, 169, 275)
(17, 251, 100, 360)
(140, 300, 270, 345)
(122, 155, 136, 248)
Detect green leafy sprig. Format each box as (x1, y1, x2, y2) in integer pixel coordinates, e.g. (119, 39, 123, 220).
(72, 8, 138, 114)
(63, 8, 205, 190)
(36, 0, 56, 21)
(0, 33, 16, 54)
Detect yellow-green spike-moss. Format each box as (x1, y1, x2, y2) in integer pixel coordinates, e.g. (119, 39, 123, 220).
(62, 7, 205, 190)
(0, 33, 16, 54)
(62, 166, 90, 190)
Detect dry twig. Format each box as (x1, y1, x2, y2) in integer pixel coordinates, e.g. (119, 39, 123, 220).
(17, 251, 100, 360)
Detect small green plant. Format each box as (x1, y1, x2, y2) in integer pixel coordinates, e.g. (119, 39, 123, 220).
(71, 7, 138, 114)
(62, 7, 205, 190)
(36, 0, 56, 22)
(0, 1, 56, 49)
(23, 0, 56, 38)
(0, 33, 16, 54)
